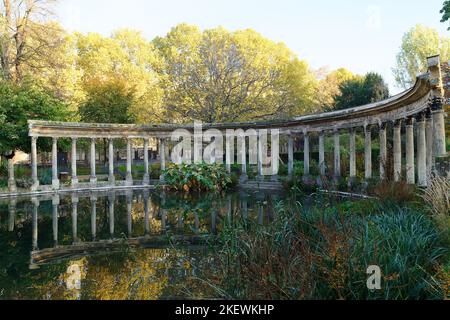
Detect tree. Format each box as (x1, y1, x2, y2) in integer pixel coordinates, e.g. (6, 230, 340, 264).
(315, 67, 356, 111)
(78, 78, 135, 124)
(393, 25, 450, 89)
(440, 0, 450, 30)
(0, 81, 68, 157)
(75, 30, 164, 123)
(153, 24, 318, 123)
(0, 0, 59, 83)
(333, 72, 389, 110)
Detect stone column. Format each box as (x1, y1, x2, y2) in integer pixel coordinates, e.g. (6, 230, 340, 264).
(126, 138, 133, 186)
(349, 129, 356, 179)
(240, 135, 248, 183)
(416, 113, 427, 187)
(225, 132, 232, 174)
(288, 134, 294, 178)
(90, 138, 97, 185)
(143, 138, 150, 185)
(379, 123, 387, 180)
(393, 120, 402, 182)
(71, 195, 79, 244)
(430, 97, 447, 157)
(71, 138, 78, 188)
(303, 130, 310, 177)
(334, 130, 341, 178)
(7, 157, 16, 193)
(31, 197, 39, 251)
(425, 110, 434, 177)
(52, 195, 59, 247)
(319, 131, 325, 176)
(52, 137, 59, 190)
(257, 130, 264, 181)
(31, 137, 39, 191)
(406, 117, 415, 184)
(91, 194, 97, 241)
(159, 138, 166, 182)
(364, 125, 372, 180)
(108, 139, 115, 186)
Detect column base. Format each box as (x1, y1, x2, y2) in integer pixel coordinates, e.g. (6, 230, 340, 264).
(90, 177, 98, 187)
(239, 174, 248, 184)
(143, 174, 150, 186)
(109, 175, 116, 186)
(31, 181, 40, 192)
(270, 175, 279, 182)
(52, 179, 60, 190)
(126, 174, 134, 186)
(8, 179, 17, 193)
(71, 178, 78, 189)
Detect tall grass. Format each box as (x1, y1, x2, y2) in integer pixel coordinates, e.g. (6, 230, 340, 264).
(208, 196, 448, 300)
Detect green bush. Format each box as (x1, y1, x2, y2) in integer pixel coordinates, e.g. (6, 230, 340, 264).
(162, 162, 233, 192)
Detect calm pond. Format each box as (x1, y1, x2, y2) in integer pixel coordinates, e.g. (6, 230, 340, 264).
(0, 188, 293, 300)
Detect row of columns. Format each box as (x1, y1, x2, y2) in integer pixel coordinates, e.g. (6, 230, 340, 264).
(27, 137, 168, 191)
(285, 105, 446, 187)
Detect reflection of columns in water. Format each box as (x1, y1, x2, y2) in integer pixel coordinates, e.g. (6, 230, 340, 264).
(211, 206, 217, 234)
(52, 195, 60, 246)
(160, 192, 167, 234)
(90, 194, 97, 241)
(71, 195, 79, 244)
(8, 198, 16, 232)
(31, 197, 39, 251)
(108, 193, 115, 238)
(227, 196, 232, 225)
(127, 192, 133, 237)
(143, 191, 150, 235)
(194, 212, 200, 233)
(258, 202, 264, 225)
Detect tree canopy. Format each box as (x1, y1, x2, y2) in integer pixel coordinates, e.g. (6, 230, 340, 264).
(440, 0, 450, 30)
(333, 72, 389, 110)
(0, 81, 67, 155)
(393, 24, 450, 89)
(153, 24, 318, 123)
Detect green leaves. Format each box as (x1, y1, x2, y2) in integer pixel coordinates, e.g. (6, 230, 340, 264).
(162, 162, 233, 193)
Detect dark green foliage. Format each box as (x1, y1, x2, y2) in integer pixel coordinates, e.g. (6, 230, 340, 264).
(441, 1, 450, 30)
(162, 163, 233, 192)
(0, 81, 68, 155)
(78, 79, 135, 124)
(333, 73, 389, 110)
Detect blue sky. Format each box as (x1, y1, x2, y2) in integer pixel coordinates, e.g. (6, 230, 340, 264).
(56, 0, 449, 94)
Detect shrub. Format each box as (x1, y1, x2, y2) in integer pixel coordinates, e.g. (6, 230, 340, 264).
(162, 162, 233, 192)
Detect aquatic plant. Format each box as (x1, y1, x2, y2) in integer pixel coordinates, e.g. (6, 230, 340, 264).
(162, 163, 233, 192)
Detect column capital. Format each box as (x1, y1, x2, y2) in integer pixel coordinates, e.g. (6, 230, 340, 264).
(71, 137, 78, 142)
(31, 136, 38, 142)
(393, 119, 403, 127)
(415, 112, 426, 122)
(406, 117, 414, 126)
(425, 108, 433, 120)
(52, 136, 58, 142)
(378, 122, 387, 130)
(429, 96, 444, 112)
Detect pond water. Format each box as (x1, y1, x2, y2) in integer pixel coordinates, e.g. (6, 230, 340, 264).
(0, 188, 290, 300)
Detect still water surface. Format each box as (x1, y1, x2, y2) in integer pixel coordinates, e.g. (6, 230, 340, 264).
(0, 189, 286, 299)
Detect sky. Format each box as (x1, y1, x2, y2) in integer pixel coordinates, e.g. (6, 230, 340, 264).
(56, 0, 449, 94)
